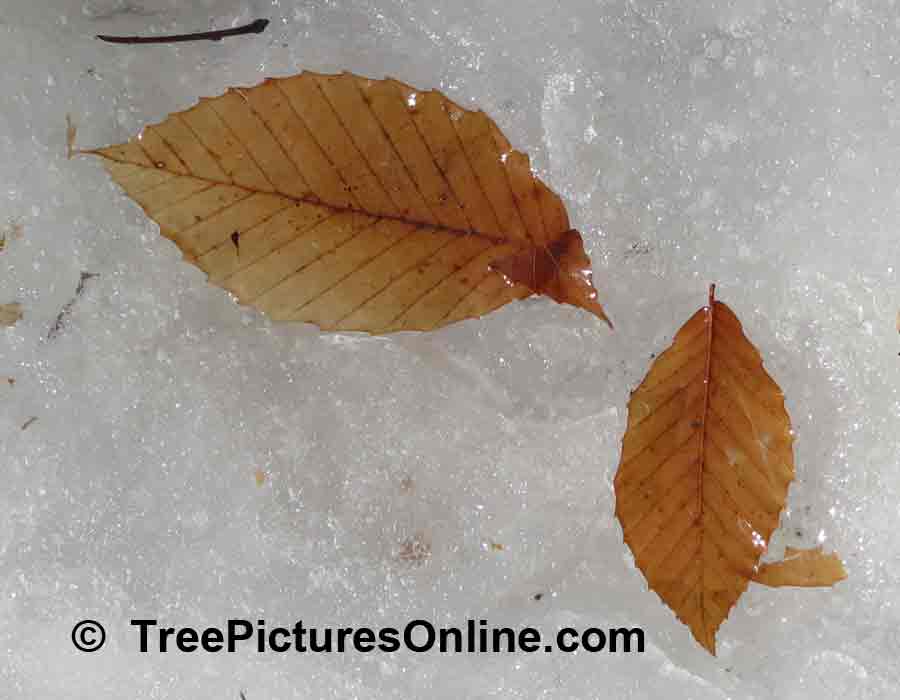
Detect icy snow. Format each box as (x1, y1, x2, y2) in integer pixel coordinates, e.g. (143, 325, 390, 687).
(2, 0, 900, 698)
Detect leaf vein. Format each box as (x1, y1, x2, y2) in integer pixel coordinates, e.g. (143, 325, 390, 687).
(331, 233, 458, 325)
(246, 218, 381, 305)
(389, 82, 475, 233)
(311, 75, 399, 215)
(385, 242, 495, 328)
(174, 113, 234, 184)
(445, 108, 504, 237)
(146, 125, 193, 176)
(219, 212, 341, 284)
(347, 77, 440, 226)
(272, 80, 362, 210)
(148, 181, 219, 218)
(167, 190, 255, 237)
(207, 98, 277, 192)
(291, 224, 422, 315)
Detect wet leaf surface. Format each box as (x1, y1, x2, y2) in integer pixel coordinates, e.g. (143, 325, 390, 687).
(615, 286, 843, 654)
(88, 72, 609, 333)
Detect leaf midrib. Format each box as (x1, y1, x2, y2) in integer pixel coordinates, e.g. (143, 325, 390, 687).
(696, 283, 717, 652)
(100, 151, 531, 250)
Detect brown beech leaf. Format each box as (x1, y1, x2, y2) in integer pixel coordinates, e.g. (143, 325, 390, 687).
(615, 285, 804, 654)
(753, 546, 847, 587)
(85, 72, 609, 333)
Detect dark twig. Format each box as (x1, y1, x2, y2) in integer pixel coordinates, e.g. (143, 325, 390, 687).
(21, 417, 38, 431)
(47, 272, 99, 341)
(97, 18, 269, 44)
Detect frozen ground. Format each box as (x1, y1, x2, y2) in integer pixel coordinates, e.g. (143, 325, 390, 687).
(2, 0, 899, 697)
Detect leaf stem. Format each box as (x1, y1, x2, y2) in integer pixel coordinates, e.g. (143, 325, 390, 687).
(96, 18, 269, 45)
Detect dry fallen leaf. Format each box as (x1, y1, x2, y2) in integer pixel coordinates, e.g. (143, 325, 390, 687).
(85, 71, 609, 333)
(1, 303, 23, 326)
(614, 285, 843, 655)
(753, 546, 847, 587)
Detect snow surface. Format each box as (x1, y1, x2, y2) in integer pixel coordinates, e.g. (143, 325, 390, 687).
(2, 0, 900, 698)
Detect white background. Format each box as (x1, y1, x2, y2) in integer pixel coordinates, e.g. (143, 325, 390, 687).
(2, 0, 899, 697)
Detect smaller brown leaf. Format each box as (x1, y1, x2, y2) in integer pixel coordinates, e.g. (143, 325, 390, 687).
(616, 286, 846, 654)
(753, 546, 847, 587)
(1, 303, 23, 326)
(614, 285, 823, 655)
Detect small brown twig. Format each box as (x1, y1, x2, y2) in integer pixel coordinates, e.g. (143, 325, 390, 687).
(97, 18, 269, 44)
(47, 272, 99, 341)
(66, 114, 77, 160)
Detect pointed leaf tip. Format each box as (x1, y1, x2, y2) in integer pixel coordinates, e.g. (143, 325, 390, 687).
(491, 229, 611, 327)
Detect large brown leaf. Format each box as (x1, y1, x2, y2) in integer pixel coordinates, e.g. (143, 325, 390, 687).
(614, 286, 843, 654)
(85, 72, 609, 333)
